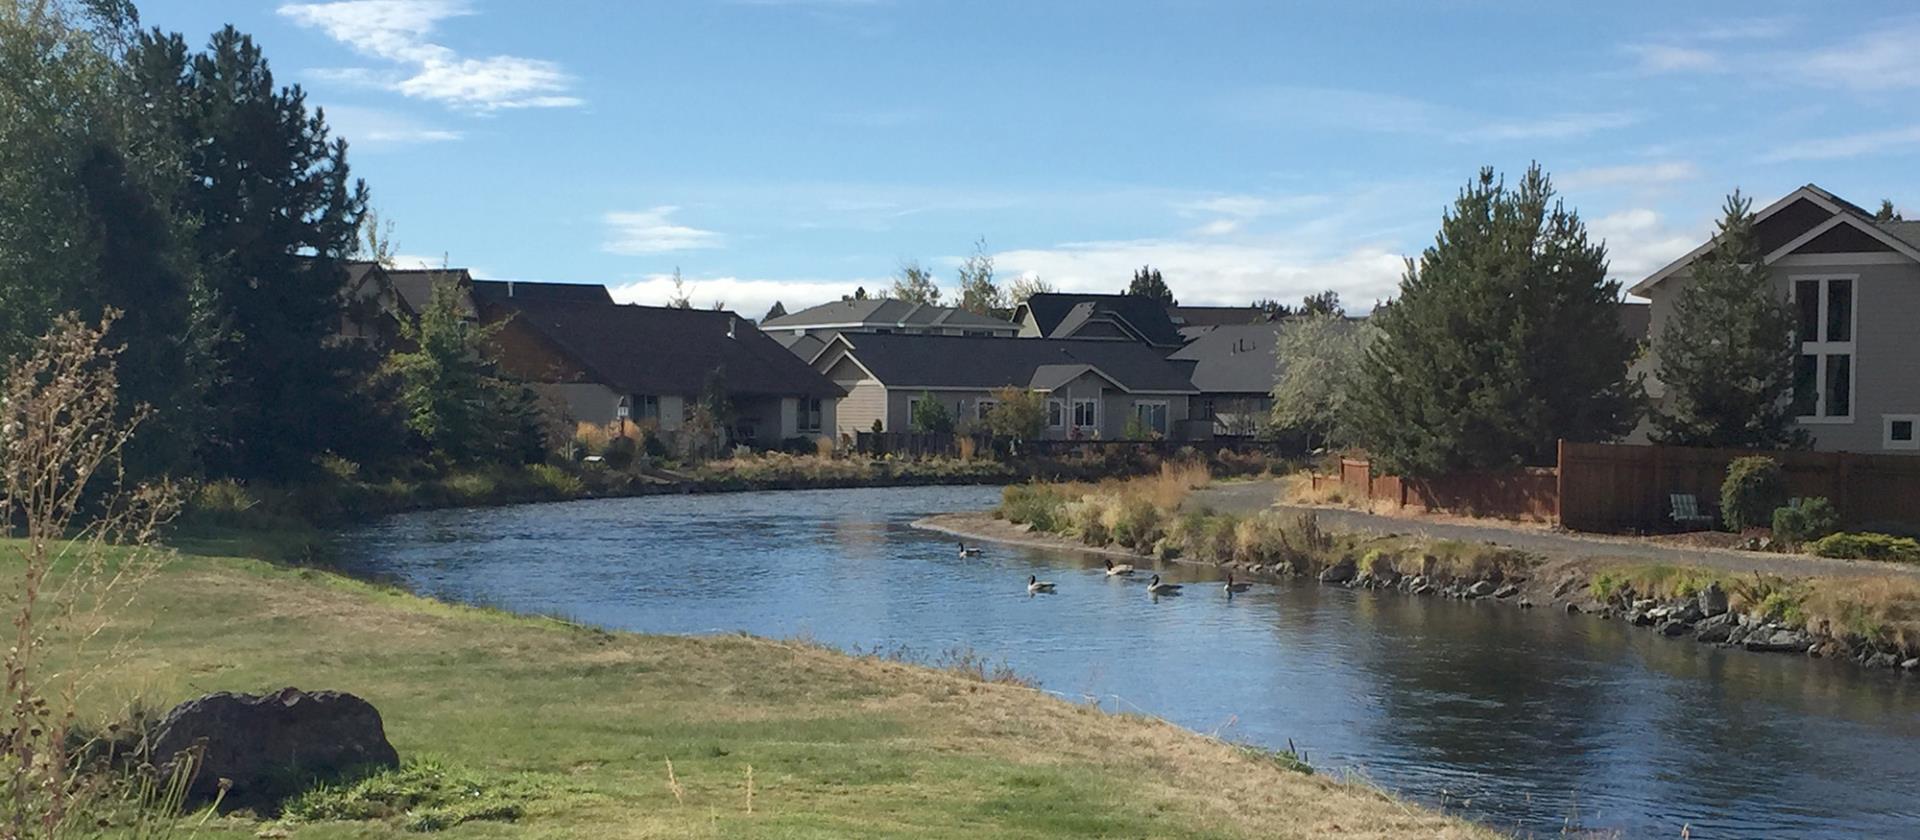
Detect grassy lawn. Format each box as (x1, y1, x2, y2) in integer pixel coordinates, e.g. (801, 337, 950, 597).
(26, 534, 1492, 839)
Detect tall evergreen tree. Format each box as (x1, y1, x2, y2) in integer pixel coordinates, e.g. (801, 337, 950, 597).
(1875, 199, 1905, 223)
(1347, 165, 1641, 476)
(1126, 266, 1175, 305)
(126, 26, 372, 477)
(1650, 192, 1808, 449)
(762, 300, 786, 321)
(1298, 289, 1343, 317)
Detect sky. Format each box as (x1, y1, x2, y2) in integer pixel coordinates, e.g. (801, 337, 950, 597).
(137, 0, 1920, 319)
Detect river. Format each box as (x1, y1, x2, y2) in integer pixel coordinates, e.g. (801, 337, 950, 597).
(334, 485, 1920, 838)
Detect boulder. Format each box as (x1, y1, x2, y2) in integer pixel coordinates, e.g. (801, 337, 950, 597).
(1318, 558, 1356, 585)
(1517, 598, 1535, 609)
(1491, 583, 1520, 599)
(1670, 601, 1705, 624)
(1698, 582, 1729, 617)
(1903, 658, 1920, 672)
(1657, 619, 1693, 637)
(1465, 580, 1497, 598)
(1865, 653, 1900, 670)
(148, 687, 399, 808)
(1743, 630, 1812, 654)
(1627, 609, 1655, 627)
(1694, 621, 1735, 645)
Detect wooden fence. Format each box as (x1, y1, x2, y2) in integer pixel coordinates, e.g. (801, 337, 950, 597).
(1314, 442, 1920, 533)
(852, 432, 1276, 460)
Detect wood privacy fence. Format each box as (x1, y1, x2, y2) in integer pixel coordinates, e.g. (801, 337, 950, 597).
(851, 432, 1274, 460)
(1315, 442, 1920, 533)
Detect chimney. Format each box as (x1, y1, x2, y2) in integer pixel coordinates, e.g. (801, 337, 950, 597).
(727, 316, 737, 339)
(507, 279, 515, 298)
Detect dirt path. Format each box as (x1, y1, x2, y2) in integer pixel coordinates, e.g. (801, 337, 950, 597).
(1192, 480, 1920, 581)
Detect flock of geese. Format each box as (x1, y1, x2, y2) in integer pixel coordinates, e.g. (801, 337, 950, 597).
(955, 542, 1254, 599)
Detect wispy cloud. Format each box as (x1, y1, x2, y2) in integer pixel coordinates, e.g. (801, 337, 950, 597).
(1760, 125, 1920, 162)
(602, 207, 725, 255)
(1796, 24, 1920, 90)
(995, 238, 1408, 307)
(1589, 208, 1708, 284)
(1624, 43, 1722, 74)
(278, 0, 582, 111)
(1229, 87, 1638, 143)
(1557, 161, 1700, 191)
(322, 104, 462, 146)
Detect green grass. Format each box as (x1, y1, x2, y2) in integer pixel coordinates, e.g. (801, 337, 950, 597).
(18, 534, 1490, 839)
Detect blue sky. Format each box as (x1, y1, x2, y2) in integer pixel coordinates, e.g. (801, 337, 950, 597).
(139, 0, 1920, 317)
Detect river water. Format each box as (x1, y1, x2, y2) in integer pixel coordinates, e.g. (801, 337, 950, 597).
(334, 486, 1920, 838)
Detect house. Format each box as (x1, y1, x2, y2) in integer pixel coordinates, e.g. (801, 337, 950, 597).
(338, 261, 407, 346)
(1166, 322, 1288, 437)
(1631, 184, 1920, 454)
(489, 301, 844, 447)
(761, 298, 1019, 360)
(808, 333, 1202, 440)
(1011, 293, 1187, 349)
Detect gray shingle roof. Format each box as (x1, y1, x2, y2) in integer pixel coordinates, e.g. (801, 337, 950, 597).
(1167, 323, 1287, 394)
(504, 302, 843, 399)
(471, 279, 612, 308)
(1018, 293, 1185, 347)
(1879, 220, 1920, 250)
(386, 268, 471, 313)
(763, 298, 1017, 331)
(832, 333, 1196, 393)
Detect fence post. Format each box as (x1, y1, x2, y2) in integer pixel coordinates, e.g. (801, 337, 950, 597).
(1555, 439, 1566, 527)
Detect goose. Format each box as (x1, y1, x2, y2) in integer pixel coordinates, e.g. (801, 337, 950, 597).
(1223, 572, 1252, 595)
(1146, 575, 1183, 596)
(957, 541, 981, 558)
(1027, 574, 1057, 594)
(1104, 559, 1135, 577)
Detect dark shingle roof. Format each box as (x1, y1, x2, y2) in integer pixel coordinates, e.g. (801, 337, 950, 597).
(471, 279, 612, 308)
(763, 298, 1017, 331)
(505, 303, 843, 399)
(833, 333, 1196, 393)
(1019, 293, 1185, 347)
(386, 268, 472, 313)
(1168, 306, 1276, 329)
(1167, 323, 1287, 394)
(1879, 220, 1920, 250)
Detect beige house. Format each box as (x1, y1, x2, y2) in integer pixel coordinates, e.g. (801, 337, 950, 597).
(1632, 184, 1920, 454)
(809, 333, 1203, 440)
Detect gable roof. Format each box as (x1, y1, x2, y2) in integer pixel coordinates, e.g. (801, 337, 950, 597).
(762, 298, 1017, 332)
(1631, 184, 1920, 296)
(501, 302, 843, 399)
(471, 279, 613, 308)
(1168, 305, 1277, 330)
(822, 333, 1197, 394)
(1015, 293, 1186, 347)
(386, 267, 473, 314)
(1166, 322, 1287, 394)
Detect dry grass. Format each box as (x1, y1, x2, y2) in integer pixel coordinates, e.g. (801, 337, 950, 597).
(25, 538, 1495, 839)
(1588, 563, 1920, 655)
(1280, 471, 1348, 507)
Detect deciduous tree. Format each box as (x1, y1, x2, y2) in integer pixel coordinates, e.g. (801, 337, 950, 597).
(891, 260, 941, 304)
(955, 238, 1004, 315)
(1270, 314, 1372, 450)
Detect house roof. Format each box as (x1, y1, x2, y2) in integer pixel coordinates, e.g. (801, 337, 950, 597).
(762, 298, 1017, 331)
(471, 279, 612, 308)
(386, 268, 473, 313)
(1616, 301, 1651, 343)
(1015, 293, 1186, 347)
(823, 333, 1198, 394)
(1168, 305, 1276, 329)
(502, 302, 843, 399)
(1631, 184, 1920, 296)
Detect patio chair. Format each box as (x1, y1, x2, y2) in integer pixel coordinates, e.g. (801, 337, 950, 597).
(1669, 493, 1714, 530)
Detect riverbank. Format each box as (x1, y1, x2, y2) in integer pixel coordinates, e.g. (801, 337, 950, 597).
(936, 476, 1920, 674)
(42, 533, 1491, 838)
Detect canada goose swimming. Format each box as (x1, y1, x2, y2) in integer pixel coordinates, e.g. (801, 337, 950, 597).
(1224, 572, 1252, 595)
(1104, 559, 1135, 576)
(1146, 575, 1183, 596)
(957, 541, 981, 558)
(1027, 574, 1056, 594)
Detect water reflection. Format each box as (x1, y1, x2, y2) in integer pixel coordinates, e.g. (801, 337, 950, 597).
(336, 486, 1920, 837)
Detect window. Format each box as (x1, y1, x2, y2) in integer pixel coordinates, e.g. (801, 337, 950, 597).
(1132, 401, 1168, 436)
(976, 398, 998, 421)
(1072, 398, 1098, 429)
(1887, 415, 1919, 451)
(1046, 399, 1065, 429)
(635, 395, 660, 421)
(799, 397, 823, 433)
(1792, 276, 1856, 422)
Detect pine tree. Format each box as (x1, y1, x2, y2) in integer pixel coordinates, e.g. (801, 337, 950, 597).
(1651, 192, 1808, 449)
(1298, 289, 1343, 317)
(1346, 164, 1641, 476)
(1876, 199, 1905, 223)
(890, 260, 941, 304)
(762, 300, 786, 321)
(955, 238, 1003, 315)
(1126, 266, 1175, 305)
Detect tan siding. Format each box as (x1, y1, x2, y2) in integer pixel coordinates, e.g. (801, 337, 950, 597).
(838, 379, 887, 435)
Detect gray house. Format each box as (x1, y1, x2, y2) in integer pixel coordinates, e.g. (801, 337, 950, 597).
(1631, 184, 1920, 454)
(809, 333, 1203, 440)
(1011, 293, 1187, 349)
(763, 299, 1019, 360)
(1166, 322, 1289, 437)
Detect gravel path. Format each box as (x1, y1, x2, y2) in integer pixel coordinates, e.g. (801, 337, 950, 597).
(1192, 480, 1920, 581)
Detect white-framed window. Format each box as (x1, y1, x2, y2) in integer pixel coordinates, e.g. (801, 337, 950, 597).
(799, 397, 823, 433)
(975, 398, 998, 420)
(1071, 398, 1098, 429)
(1132, 400, 1169, 436)
(1886, 415, 1919, 451)
(1792, 275, 1856, 423)
(1046, 399, 1065, 429)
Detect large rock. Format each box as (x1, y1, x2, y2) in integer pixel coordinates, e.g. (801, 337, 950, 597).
(148, 687, 399, 808)
(1465, 580, 1497, 598)
(1743, 630, 1812, 654)
(1318, 558, 1356, 585)
(1698, 582, 1729, 617)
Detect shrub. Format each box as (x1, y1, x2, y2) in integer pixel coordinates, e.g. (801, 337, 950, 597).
(1000, 484, 1067, 532)
(1772, 497, 1839, 546)
(525, 463, 584, 498)
(641, 429, 668, 458)
(1110, 496, 1165, 550)
(602, 436, 637, 469)
(1810, 532, 1920, 564)
(1720, 456, 1786, 531)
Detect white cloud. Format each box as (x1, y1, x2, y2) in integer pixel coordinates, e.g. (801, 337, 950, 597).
(1191, 219, 1242, 236)
(1458, 111, 1641, 143)
(322, 104, 462, 146)
(993, 238, 1408, 308)
(601, 207, 725, 255)
(1760, 125, 1920, 162)
(1230, 87, 1638, 143)
(1589, 208, 1707, 283)
(1557, 161, 1700, 191)
(1624, 43, 1722, 74)
(278, 0, 582, 111)
(1797, 25, 1920, 90)
(607, 274, 884, 321)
